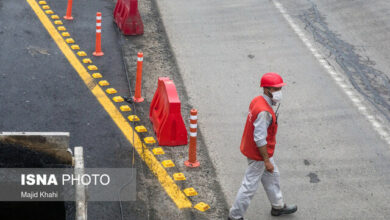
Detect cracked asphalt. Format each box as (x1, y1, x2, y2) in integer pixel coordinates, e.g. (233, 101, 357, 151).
(298, 0, 390, 123)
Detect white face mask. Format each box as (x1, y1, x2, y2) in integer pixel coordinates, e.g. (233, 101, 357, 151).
(271, 90, 282, 104)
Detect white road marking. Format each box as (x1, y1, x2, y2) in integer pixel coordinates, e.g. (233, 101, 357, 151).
(272, 0, 390, 145)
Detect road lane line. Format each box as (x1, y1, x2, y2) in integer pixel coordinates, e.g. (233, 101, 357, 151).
(26, 0, 192, 209)
(272, 0, 390, 146)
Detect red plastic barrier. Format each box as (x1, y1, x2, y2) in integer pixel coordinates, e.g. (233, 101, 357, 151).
(113, 0, 144, 35)
(149, 77, 188, 146)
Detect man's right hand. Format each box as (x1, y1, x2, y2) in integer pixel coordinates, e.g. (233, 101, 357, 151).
(265, 160, 274, 173)
(258, 145, 274, 173)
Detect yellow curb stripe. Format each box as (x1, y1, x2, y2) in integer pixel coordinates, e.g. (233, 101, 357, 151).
(26, 0, 192, 209)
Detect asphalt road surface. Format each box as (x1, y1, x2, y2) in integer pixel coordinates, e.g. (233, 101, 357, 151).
(0, 0, 227, 219)
(154, 0, 390, 219)
(2, 0, 390, 219)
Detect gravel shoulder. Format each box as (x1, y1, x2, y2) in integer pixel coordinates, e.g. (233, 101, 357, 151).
(119, 0, 229, 219)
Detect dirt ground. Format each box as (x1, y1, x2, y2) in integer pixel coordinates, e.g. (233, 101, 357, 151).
(116, 0, 229, 219)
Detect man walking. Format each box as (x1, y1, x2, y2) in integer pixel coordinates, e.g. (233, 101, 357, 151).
(228, 73, 297, 219)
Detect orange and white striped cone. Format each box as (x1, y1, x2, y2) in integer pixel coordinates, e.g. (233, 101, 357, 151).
(185, 109, 200, 168)
(93, 12, 104, 56)
(133, 52, 144, 102)
(64, 0, 74, 20)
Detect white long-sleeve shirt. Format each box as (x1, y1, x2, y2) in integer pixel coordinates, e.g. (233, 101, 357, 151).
(253, 95, 274, 147)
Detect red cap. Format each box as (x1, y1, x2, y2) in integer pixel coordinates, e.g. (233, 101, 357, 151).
(260, 72, 286, 88)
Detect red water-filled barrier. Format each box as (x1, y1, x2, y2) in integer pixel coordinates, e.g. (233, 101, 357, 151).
(113, 0, 144, 35)
(149, 77, 188, 146)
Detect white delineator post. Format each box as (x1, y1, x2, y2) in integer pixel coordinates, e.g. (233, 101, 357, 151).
(185, 109, 200, 168)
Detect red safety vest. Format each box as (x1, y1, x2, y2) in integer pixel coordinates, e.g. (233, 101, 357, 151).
(240, 96, 278, 161)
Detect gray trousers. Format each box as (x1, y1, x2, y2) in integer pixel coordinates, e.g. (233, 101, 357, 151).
(229, 157, 284, 219)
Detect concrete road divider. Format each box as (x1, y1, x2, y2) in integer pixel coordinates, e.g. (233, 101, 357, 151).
(0, 132, 72, 164)
(149, 77, 188, 146)
(74, 146, 87, 220)
(113, 0, 144, 35)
